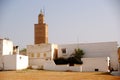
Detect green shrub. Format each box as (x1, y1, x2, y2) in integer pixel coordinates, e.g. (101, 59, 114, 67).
(54, 48, 84, 65)
(54, 57, 68, 64)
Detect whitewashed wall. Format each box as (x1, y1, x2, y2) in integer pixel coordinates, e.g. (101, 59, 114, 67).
(43, 57, 109, 72)
(16, 55, 28, 70)
(3, 55, 16, 70)
(0, 40, 2, 55)
(0, 39, 13, 56)
(51, 44, 58, 59)
(29, 59, 46, 69)
(27, 44, 57, 59)
(43, 60, 68, 71)
(81, 57, 110, 72)
(2, 55, 28, 70)
(58, 42, 119, 70)
(3, 39, 13, 55)
(0, 56, 3, 70)
(27, 43, 58, 69)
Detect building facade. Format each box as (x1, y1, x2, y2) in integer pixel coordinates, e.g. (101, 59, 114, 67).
(34, 11, 48, 44)
(58, 42, 119, 70)
(0, 55, 28, 70)
(27, 10, 119, 72)
(27, 43, 58, 69)
(43, 57, 110, 72)
(0, 39, 13, 56)
(27, 41, 119, 71)
(0, 38, 28, 70)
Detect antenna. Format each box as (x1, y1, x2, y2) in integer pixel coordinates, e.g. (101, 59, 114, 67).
(43, 6, 45, 17)
(43, 6, 46, 22)
(40, 9, 42, 13)
(77, 35, 79, 48)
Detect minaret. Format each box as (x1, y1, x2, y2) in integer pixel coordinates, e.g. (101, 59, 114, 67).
(34, 10, 48, 44)
(38, 10, 44, 24)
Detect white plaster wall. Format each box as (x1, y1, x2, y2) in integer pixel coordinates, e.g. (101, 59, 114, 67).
(0, 39, 14, 70)
(2, 40, 13, 55)
(43, 60, 82, 72)
(51, 44, 58, 59)
(43, 57, 109, 72)
(27, 44, 52, 59)
(2, 55, 28, 70)
(27, 44, 51, 53)
(29, 58, 46, 69)
(16, 55, 28, 70)
(81, 57, 109, 72)
(0, 56, 3, 69)
(3, 55, 16, 70)
(69, 66, 82, 72)
(27, 43, 58, 68)
(0, 40, 3, 56)
(27, 44, 51, 69)
(43, 60, 68, 71)
(58, 42, 118, 70)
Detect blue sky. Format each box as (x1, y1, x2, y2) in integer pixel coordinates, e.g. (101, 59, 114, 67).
(0, 0, 120, 49)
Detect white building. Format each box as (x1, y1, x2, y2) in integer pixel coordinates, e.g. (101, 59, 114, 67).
(27, 41, 119, 72)
(43, 57, 110, 72)
(81, 57, 110, 72)
(58, 42, 119, 70)
(0, 38, 13, 56)
(27, 43, 58, 69)
(0, 38, 28, 70)
(0, 55, 28, 70)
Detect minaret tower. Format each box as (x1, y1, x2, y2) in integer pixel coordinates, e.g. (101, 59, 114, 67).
(34, 10, 48, 44)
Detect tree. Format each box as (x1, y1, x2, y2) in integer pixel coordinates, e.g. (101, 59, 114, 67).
(54, 57, 68, 64)
(69, 48, 85, 65)
(54, 48, 85, 65)
(20, 48, 26, 52)
(74, 48, 84, 58)
(20, 48, 27, 55)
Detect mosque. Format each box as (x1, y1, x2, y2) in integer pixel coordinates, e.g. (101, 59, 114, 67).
(0, 11, 119, 72)
(27, 11, 119, 72)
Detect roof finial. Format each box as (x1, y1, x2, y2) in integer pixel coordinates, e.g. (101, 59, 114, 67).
(40, 9, 43, 14)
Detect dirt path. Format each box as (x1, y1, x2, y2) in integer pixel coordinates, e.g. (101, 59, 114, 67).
(0, 70, 120, 80)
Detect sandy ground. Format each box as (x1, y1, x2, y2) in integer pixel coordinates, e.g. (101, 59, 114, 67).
(0, 70, 120, 80)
